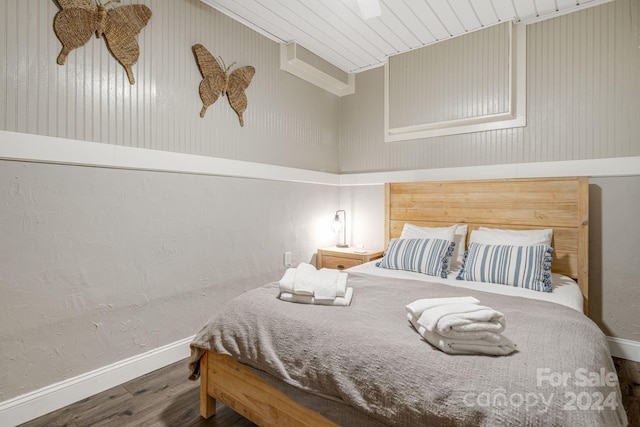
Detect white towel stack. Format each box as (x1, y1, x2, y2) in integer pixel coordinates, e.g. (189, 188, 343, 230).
(405, 297, 516, 356)
(278, 263, 353, 306)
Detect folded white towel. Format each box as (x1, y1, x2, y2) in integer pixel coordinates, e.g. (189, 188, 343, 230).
(335, 272, 347, 298)
(417, 302, 506, 342)
(406, 297, 480, 318)
(279, 287, 354, 306)
(279, 268, 297, 294)
(314, 268, 341, 301)
(280, 263, 348, 298)
(408, 313, 516, 356)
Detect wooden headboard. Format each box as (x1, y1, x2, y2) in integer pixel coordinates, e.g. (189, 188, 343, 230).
(384, 177, 589, 313)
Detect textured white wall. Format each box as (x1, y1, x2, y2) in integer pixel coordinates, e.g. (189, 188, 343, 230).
(588, 177, 640, 342)
(339, 185, 385, 251)
(0, 160, 339, 401)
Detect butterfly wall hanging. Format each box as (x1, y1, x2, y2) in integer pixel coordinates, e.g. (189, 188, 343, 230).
(192, 44, 255, 127)
(52, 0, 152, 85)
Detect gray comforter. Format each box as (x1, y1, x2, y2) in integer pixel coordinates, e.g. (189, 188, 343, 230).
(189, 272, 628, 426)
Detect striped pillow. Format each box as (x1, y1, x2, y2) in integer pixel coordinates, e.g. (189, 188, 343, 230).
(376, 238, 454, 278)
(457, 242, 554, 292)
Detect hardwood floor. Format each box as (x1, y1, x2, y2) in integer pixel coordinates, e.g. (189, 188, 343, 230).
(19, 358, 256, 427)
(615, 357, 640, 427)
(19, 357, 640, 427)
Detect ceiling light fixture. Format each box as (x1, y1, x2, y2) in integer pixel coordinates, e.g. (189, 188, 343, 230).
(357, 0, 381, 19)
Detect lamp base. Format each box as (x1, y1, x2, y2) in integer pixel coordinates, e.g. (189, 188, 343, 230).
(336, 244, 349, 248)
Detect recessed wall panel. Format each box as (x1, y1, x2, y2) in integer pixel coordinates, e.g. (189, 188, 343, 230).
(388, 22, 510, 128)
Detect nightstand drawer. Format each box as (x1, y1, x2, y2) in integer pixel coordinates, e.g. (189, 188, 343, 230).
(316, 247, 383, 270)
(321, 255, 363, 270)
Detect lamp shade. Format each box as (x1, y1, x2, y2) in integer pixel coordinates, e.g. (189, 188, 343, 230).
(332, 215, 344, 233)
(333, 210, 348, 247)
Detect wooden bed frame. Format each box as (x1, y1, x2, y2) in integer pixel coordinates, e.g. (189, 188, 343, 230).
(198, 176, 590, 425)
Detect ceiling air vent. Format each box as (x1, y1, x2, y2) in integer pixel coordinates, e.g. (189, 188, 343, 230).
(280, 43, 355, 97)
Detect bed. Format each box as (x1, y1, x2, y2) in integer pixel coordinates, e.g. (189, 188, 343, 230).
(188, 177, 628, 426)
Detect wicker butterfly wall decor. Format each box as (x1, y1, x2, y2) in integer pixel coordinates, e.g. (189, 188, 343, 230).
(193, 44, 255, 127)
(52, 0, 152, 85)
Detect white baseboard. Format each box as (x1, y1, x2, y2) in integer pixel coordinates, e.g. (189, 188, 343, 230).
(0, 335, 195, 427)
(608, 336, 640, 363)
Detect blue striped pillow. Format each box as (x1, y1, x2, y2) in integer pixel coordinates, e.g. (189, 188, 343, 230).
(456, 242, 554, 292)
(376, 238, 454, 278)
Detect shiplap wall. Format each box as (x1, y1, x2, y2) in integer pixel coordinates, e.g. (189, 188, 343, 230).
(0, 0, 340, 172)
(389, 22, 510, 127)
(340, 0, 640, 172)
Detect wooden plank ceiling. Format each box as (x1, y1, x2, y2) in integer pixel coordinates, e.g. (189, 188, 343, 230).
(201, 0, 611, 73)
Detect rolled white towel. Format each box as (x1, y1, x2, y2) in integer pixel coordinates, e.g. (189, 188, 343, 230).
(417, 302, 506, 342)
(293, 262, 319, 296)
(406, 296, 480, 319)
(279, 287, 354, 306)
(408, 313, 516, 356)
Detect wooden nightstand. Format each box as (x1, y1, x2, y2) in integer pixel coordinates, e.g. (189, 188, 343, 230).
(316, 247, 384, 270)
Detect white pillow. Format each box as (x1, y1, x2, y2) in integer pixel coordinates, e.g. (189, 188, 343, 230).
(470, 227, 553, 246)
(400, 223, 456, 242)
